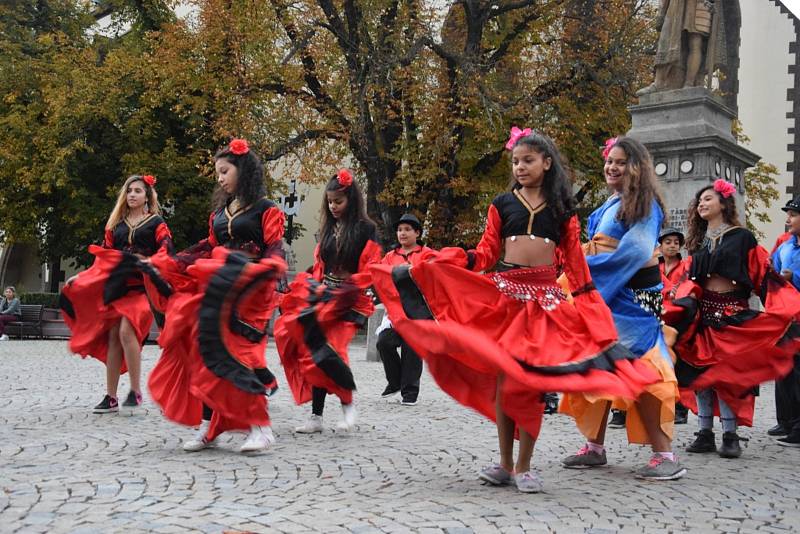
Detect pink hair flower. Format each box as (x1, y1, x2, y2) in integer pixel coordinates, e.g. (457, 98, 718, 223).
(142, 175, 156, 187)
(229, 138, 250, 155)
(337, 168, 353, 188)
(505, 126, 532, 150)
(601, 137, 618, 160)
(713, 179, 736, 198)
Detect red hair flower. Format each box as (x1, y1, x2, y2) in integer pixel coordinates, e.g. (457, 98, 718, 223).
(229, 138, 250, 155)
(713, 179, 736, 199)
(142, 175, 156, 187)
(337, 168, 353, 188)
(505, 126, 532, 151)
(601, 137, 619, 160)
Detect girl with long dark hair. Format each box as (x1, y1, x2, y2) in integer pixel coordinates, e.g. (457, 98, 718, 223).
(371, 128, 656, 493)
(147, 139, 287, 453)
(671, 181, 800, 457)
(275, 169, 382, 433)
(61, 174, 172, 415)
(560, 136, 686, 481)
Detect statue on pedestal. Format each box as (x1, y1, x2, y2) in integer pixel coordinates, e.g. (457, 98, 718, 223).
(639, 0, 739, 104)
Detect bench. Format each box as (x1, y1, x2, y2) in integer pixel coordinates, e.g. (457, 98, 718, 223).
(8, 304, 44, 339)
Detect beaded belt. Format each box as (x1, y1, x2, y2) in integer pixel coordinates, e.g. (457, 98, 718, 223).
(632, 288, 665, 319)
(700, 290, 748, 327)
(490, 265, 565, 311)
(323, 273, 346, 289)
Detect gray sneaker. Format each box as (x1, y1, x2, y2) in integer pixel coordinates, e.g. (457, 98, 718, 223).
(478, 463, 513, 486)
(635, 455, 687, 481)
(514, 470, 543, 493)
(562, 445, 608, 469)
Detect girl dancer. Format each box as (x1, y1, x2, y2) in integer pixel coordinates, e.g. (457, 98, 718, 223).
(147, 139, 286, 453)
(275, 169, 382, 433)
(674, 181, 800, 457)
(560, 137, 685, 481)
(371, 129, 657, 493)
(61, 175, 172, 414)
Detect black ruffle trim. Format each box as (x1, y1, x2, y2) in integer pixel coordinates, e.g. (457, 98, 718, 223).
(295, 278, 357, 391)
(197, 252, 278, 395)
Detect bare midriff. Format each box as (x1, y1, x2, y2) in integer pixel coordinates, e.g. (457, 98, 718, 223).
(503, 236, 556, 267)
(702, 273, 738, 293)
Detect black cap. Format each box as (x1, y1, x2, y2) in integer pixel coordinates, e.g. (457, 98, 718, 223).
(781, 196, 800, 213)
(658, 226, 685, 245)
(393, 213, 422, 234)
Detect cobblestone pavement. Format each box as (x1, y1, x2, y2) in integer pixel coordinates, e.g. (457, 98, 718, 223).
(1, 340, 799, 534)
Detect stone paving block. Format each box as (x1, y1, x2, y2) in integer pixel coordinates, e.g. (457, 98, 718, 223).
(0, 341, 798, 533)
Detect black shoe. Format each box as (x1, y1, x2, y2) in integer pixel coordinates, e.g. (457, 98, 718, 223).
(120, 390, 142, 415)
(776, 433, 800, 448)
(674, 403, 688, 425)
(381, 386, 400, 398)
(719, 432, 747, 458)
(400, 398, 418, 406)
(608, 410, 626, 428)
(767, 423, 789, 437)
(543, 393, 559, 415)
(93, 395, 119, 414)
(686, 429, 716, 453)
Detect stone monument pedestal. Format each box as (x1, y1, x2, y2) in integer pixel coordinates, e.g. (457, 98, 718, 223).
(627, 87, 759, 231)
(365, 304, 385, 362)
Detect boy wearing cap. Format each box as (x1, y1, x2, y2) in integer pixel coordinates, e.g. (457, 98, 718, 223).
(376, 214, 435, 405)
(770, 198, 800, 446)
(658, 226, 690, 425)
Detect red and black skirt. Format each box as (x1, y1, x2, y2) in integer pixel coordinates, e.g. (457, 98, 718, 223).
(147, 248, 285, 440)
(274, 272, 374, 406)
(59, 245, 171, 371)
(674, 288, 800, 425)
(370, 261, 658, 438)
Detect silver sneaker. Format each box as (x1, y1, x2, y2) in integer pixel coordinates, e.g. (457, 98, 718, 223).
(478, 463, 513, 486)
(295, 414, 323, 434)
(635, 455, 687, 481)
(183, 420, 215, 452)
(562, 445, 608, 469)
(514, 470, 544, 493)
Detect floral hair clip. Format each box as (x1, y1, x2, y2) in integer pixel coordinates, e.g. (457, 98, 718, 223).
(142, 175, 156, 187)
(713, 179, 736, 198)
(229, 138, 250, 155)
(337, 168, 353, 188)
(601, 137, 619, 160)
(505, 126, 532, 150)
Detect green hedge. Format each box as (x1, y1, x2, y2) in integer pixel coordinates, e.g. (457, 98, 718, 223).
(19, 292, 60, 308)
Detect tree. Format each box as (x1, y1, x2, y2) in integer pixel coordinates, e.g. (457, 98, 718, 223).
(0, 0, 218, 275)
(149, 0, 659, 246)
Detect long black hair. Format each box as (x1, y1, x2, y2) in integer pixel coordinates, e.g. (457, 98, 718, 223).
(212, 141, 266, 210)
(508, 130, 575, 222)
(319, 171, 377, 273)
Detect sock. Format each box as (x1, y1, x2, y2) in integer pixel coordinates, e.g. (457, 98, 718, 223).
(587, 442, 605, 453)
(656, 452, 675, 461)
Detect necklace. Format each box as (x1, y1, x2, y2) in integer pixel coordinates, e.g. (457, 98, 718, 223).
(333, 221, 343, 243)
(705, 223, 731, 252)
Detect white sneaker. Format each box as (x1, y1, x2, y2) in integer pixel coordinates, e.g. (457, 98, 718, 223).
(336, 403, 357, 431)
(0, 335, 8, 341)
(183, 420, 215, 452)
(295, 414, 323, 434)
(240, 425, 275, 452)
